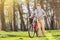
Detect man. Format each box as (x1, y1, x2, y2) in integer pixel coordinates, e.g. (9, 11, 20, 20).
(30, 3, 46, 37)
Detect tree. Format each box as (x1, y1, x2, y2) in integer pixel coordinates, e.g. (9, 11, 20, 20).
(49, 0, 60, 29)
(0, 13, 2, 31)
(26, 0, 34, 28)
(17, 3, 26, 31)
(12, 1, 18, 31)
(0, 0, 6, 30)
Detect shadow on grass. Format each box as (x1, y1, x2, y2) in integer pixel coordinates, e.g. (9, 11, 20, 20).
(18, 37, 49, 40)
(53, 35, 60, 37)
(0, 34, 28, 38)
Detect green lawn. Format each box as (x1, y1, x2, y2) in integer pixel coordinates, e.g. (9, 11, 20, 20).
(0, 30, 60, 40)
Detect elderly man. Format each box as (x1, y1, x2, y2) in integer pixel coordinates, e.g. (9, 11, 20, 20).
(30, 3, 46, 37)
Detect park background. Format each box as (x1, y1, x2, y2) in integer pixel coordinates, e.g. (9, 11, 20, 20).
(0, 0, 60, 40)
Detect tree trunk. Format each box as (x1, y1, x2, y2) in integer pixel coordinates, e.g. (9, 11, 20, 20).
(0, 1, 1, 30)
(12, 2, 17, 31)
(49, 0, 60, 29)
(0, 0, 6, 31)
(26, 0, 32, 26)
(17, 4, 26, 31)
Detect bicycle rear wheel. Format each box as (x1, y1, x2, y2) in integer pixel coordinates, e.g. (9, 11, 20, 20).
(28, 24, 35, 38)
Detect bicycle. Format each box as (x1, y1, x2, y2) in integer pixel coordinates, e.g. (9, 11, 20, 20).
(28, 17, 39, 38)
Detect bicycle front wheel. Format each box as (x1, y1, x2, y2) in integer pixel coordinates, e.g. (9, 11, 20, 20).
(28, 24, 35, 38)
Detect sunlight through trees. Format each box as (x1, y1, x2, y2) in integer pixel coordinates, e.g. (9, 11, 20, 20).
(0, 0, 60, 31)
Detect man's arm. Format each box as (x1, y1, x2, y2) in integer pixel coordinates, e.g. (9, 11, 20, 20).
(42, 9, 46, 16)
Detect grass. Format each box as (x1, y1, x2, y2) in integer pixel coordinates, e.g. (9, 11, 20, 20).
(0, 30, 60, 40)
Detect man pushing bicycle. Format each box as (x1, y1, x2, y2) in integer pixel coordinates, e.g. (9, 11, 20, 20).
(30, 3, 46, 37)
